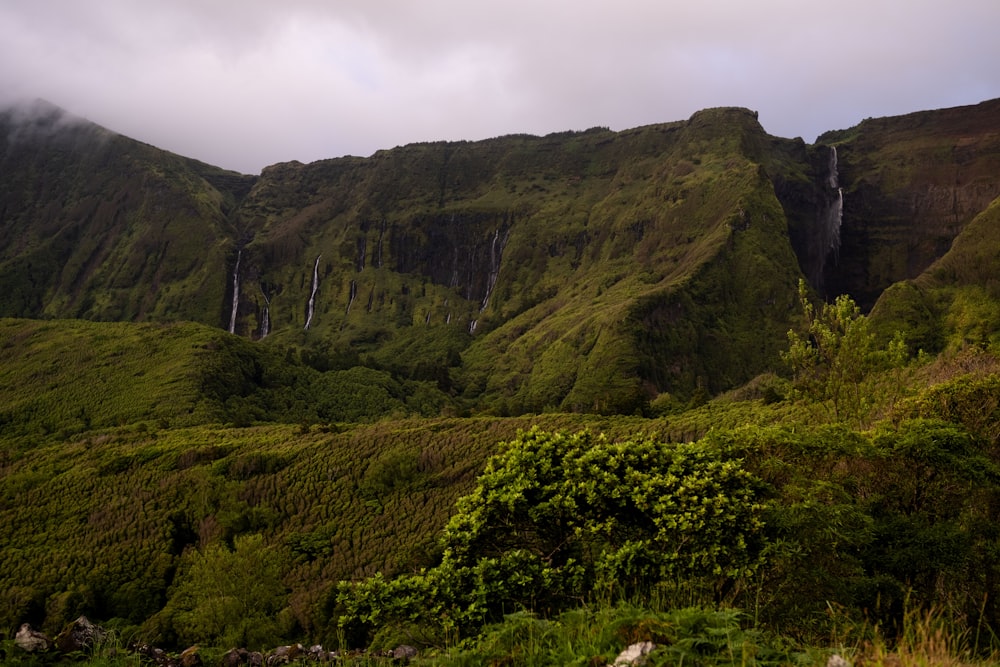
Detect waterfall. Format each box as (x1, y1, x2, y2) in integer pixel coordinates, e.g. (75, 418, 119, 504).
(469, 319, 478, 334)
(811, 146, 844, 289)
(376, 219, 385, 268)
(346, 279, 357, 315)
(826, 145, 839, 189)
(304, 254, 321, 330)
(228, 250, 241, 334)
(259, 287, 271, 339)
(356, 237, 366, 272)
(480, 228, 509, 312)
(831, 188, 843, 252)
(821, 145, 843, 254)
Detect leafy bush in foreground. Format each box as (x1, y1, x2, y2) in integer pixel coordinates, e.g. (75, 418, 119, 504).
(337, 428, 767, 640)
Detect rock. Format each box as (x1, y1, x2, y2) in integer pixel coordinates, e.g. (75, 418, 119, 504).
(135, 643, 171, 666)
(308, 644, 337, 661)
(54, 615, 106, 653)
(392, 644, 418, 662)
(608, 641, 655, 666)
(828, 655, 850, 667)
(222, 647, 250, 666)
(180, 645, 203, 667)
(14, 623, 51, 652)
(248, 651, 264, 667)
(266, 643, 304, 665)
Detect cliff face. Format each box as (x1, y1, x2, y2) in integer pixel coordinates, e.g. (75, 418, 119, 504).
(816, 99, 1000, 310)
(222, 108, 803, 411)
(2, 98, 1000, 412)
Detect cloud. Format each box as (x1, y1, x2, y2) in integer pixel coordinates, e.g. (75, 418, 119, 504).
(1, 0, 998, 173)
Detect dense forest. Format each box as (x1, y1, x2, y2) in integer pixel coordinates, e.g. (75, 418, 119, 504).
(2, 97, 1000, 665)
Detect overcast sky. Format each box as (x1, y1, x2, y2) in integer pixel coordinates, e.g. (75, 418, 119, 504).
(1, 1, 998, 174)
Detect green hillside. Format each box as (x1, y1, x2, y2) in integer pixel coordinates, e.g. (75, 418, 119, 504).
(0, 100, 254, 323)
(3, 98, 1000, 664)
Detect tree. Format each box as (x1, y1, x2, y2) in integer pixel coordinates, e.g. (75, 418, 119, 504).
(783, 279, 907, 425)
(338, 428, 767, 638)
(163, 534, 288, 649)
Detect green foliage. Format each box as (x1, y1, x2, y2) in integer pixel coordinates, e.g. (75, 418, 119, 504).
(0, 318, 456, 438)
(434, 606, 807, 667)
(338, 428, 767, 637)
(154, 534, 288, 650)
(783, 280, 908, 425)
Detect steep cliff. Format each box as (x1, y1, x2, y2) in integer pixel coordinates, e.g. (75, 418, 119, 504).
(814, 98, 1000, 309)
(221, 108, 802, 411)
(3, 98, 999, 413)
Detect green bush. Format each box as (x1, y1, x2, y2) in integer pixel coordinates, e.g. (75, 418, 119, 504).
(337, 428, 767, 639)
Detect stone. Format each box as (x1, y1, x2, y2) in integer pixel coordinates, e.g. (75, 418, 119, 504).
(54, 615, 106, 653)
(180, 645, 203, 667)
(393, 644, 418, 662)
(827, 655, 850, 667)
(608, 641, 655, 666)
(14, 623, 51, 652)
(266, 643, 304, 665)
(135, 643, 176, 666)
(222, 647, 249, 666)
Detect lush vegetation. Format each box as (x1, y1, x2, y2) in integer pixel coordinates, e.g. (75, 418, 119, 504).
(3, 281, 1000, 666)
(3, 98, 1000, 665)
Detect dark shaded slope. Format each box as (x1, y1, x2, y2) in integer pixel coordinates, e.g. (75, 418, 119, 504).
(816, 98, 1000, 309)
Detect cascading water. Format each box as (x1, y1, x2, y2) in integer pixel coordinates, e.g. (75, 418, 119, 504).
(356, 238, 366, 272)
(304, 255, 321, 330)
(228, 250, 241, 334)
(259, 287, 271, 339)
(346, 279, 357, 315)
(376, 219, 385, 268)
(826, 145, 839, 189)
(811, 146, 844, 289)
(823, 146, 844, 254)
(480, 228, 509, 312)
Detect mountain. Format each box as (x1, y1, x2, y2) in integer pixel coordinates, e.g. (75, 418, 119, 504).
(2, 98, 1000, 414)
(4, 98, 1000, 656)
(0, 99, 255, 322)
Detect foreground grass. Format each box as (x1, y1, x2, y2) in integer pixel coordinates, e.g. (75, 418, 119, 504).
(5, 604, 997, 666)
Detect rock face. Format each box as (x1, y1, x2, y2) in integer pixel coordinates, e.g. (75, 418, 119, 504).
(817, 99, 1000, 310)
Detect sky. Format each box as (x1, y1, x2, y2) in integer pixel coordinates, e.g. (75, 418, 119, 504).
(1, 0, 998, 175)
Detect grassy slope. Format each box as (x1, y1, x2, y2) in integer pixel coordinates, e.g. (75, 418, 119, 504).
(871, 195, 1000, 352)
(3, 315, 1000, 656)
(0, 319, 225, 435)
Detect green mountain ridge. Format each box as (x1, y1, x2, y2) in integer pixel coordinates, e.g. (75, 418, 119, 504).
(5, 98, 1000, 660)
(9, 99, 999, 413)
